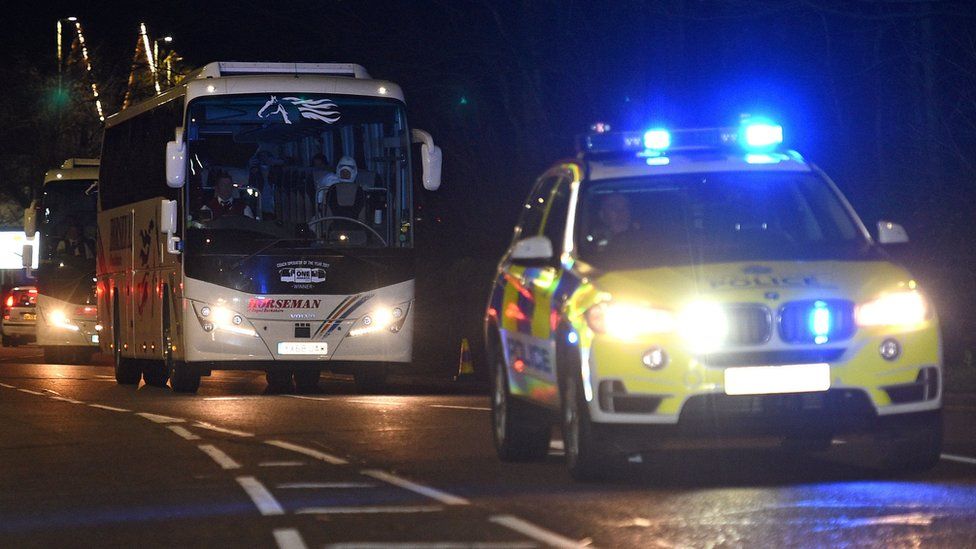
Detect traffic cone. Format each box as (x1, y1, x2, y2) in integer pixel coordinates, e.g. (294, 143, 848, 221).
(455, 337, 475, 381)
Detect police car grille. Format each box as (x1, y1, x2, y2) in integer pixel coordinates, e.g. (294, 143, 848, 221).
(724, 305, 772, 345)
(779, 300, 856, 343)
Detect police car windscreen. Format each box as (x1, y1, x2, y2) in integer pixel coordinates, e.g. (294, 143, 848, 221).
(577, 172, 874, 269)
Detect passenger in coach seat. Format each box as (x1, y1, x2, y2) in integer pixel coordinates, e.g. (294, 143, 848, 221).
(200, 172, 254, 220)
(315, 155, 357, 215)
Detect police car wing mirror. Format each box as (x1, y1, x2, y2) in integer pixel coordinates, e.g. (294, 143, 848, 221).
(411, 129, 442, 191)
(165, 129, 186, 188)
(511, 235, 554, 262)
(877, 220, 909, 245)
(23, 201, 37, 238)
(159, 199, 181, 255)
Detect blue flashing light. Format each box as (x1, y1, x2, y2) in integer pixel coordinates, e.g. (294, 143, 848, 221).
(643, 129, 671, 151)
(567, 331, 579, 345)
(811, 300, 830, 345)
(646, 156, 670, 166)
(741, 119, 783, 149)
(745, 153, 782, 165)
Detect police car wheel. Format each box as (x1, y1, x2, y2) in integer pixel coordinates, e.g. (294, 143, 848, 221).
(490, 350, 550, 462)
(878, 411, 943, 474)
(562, 372, 610, 481)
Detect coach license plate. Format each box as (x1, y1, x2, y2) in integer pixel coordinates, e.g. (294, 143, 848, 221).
(277, 341, 328, 355)
(724, 363, 830, 396)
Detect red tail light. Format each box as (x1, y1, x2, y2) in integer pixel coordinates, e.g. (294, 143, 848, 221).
(4, 296, 12, 308)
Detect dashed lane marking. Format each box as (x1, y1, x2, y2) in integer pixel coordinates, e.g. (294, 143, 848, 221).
(361, 470, 470, 506)
(259, 461, 305, 467)
(198, 444, 242, 470)
(489, 515, 591, 549)
(346, 399, 406, 406)
(167, 425, 201, 441)
(42, 389, 61, 395)
(273, 528, 308, 549)
(17, 388, 46, 396)
(49, 396, 84, 404)
(284, 395, 329, 402)
(428, 404, 492, 411)
(296, 505, 443, 514)
(0, 383, 15, 388)
(192, 421, 255, 437)
(88, 404, 131, 412)
(237, 476, 285, 516)
(941, 453, 976, 465)
(278, 482, 377, 489)
(265, 440, 348, 465)
(136, 412, 185, 424)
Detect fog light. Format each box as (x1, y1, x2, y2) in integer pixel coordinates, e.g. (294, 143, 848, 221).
(879, 338, 901, 361)
(392, 307, 403, 319)
(203, 322, 214, 332)
(233, 314, 243, 325)
(642, 346, 669, 370)
(362, 315, 373, 326)
(200, 306, 211, 317)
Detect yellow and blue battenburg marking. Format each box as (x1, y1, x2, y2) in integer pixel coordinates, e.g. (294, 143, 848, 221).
(313, 294, 373, 339)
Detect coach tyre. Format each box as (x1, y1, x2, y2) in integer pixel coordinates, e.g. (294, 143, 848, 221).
(489, 337, 550, 462)
(113, 299, 141, 385)
(353, 366, 388, 394)
(144, 287, 172, 388)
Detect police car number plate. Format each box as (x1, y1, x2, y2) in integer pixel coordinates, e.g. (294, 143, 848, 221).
(724, 363, 830, 396)
(277, 342, 328, 355)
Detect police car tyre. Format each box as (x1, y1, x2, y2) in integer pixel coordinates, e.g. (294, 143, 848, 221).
(294, 369, 321, 393)
(878, 411, 943, 474)
(562, 371, 612, 481)
(169, 361, 201, 393)
(490, 349, 550, 462)
(266, 370, 294, 393)
(354, 368, 388, 394)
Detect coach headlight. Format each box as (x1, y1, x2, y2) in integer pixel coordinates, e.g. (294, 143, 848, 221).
(49, 309, 80, 332)
(348, 301, 411, 337)
(192, 302, 256, 337)
(856, 290, 928, 328)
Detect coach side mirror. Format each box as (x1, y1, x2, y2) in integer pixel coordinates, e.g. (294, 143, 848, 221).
(165, 128, 186, 188)
(411, 129, 442, 191)
(877, 220, 909, 245)
(22, 243, 33, 277)
(160, 199, 181, 255)
(511, 235, 553, 263)
(24, 201, 37, 238)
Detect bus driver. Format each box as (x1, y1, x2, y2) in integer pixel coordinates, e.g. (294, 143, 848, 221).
(199, 173, 254, 220)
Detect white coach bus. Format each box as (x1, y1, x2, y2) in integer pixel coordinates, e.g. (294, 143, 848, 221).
(96, 62, 442, 393)
(24, 158, 100, 364)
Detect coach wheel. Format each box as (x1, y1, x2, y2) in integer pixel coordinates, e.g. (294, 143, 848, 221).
(43, 346, 64, 364)
(294, 369, 321, 393)
(266, 370, 294, 393)
(113, 300, 141, 385)
(169, 361, 201, 393)
(490, 346, 550, 462)
(353, 367, 388, 394)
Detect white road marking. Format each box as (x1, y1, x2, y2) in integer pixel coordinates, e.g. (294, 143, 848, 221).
(428, 404, 492, 411)
(0, 383, 15, 388)
(274, 528, 308, 549)
(167, 425, 201, 441)
(550, 440, 565, 450)
(88, 404, 131, 412)
(844, 513, 936, 527)
(285, 395, 330, 402)
(296, 505, 443, 514)
(203, 396, 263, 401)
(326, 541, 539, 549)
(17, 388, 46, 395)
(42, 389, 61, 395)
(277, 482, 377, 489)
(49, 396, 84, 404)
(192, 421, 255, 437)
(237, 476, 285, 516)
(259, 461, 305, 467)
(489, 515, 591, 549)
(941, 453, 976, 465)
(137, 412, 184, 423)
(198, 444, 242, 470)
(265, 440, 348, 465)
(361, 470, 470, 506)
(346, 399, 405, 406)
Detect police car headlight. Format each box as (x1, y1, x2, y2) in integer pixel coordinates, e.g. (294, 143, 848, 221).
(585, 302, 675, 340)
(856, 291, 927, 328)
(677, 301, 729, 352)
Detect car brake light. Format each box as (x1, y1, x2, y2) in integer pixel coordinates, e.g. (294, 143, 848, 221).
(4, 296, 12, 308)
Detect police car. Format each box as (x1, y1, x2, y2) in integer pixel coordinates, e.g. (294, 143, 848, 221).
(484, 118, 943, 480)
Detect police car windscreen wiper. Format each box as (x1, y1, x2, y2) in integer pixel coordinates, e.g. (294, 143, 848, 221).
(231, 238, 316, 269)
